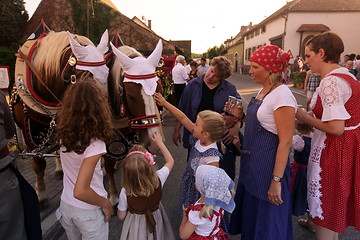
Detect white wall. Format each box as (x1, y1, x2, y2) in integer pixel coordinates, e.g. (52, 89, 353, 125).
(285, 12, 360, 61)
(243, 11, 360, 66)
(244, 17, 286, 51)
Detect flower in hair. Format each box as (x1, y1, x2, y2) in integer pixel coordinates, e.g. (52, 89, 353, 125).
(127, 151, 155, 165)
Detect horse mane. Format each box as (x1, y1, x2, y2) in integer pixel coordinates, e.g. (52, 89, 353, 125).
(33, 31, 93, 83)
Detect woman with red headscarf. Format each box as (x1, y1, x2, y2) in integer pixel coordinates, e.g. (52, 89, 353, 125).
(229, 45, 296, 239)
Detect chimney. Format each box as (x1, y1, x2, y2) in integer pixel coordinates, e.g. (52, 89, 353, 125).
(148, 20, 152, 30)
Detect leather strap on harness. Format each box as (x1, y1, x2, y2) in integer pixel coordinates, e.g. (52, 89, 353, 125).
(18, 49, 61, 103)
(124, 73, 157, 80)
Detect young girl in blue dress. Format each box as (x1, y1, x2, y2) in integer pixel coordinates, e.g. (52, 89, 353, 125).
(154, 92, 226, 213)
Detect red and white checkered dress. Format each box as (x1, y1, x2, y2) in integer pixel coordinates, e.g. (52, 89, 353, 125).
(307, 68, 360, 233)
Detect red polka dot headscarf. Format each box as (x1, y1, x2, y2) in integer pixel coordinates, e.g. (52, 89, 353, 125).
(250, 45, 290, 73)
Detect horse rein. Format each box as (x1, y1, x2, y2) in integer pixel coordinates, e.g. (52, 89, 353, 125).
(18, 49, 61, 103)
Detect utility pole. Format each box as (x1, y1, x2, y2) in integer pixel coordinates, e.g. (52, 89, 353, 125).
(86, 0, 90, 38)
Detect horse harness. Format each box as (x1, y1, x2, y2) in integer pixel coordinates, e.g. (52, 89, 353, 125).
(123, 73, 162, 130)
(13, 32, 162, 160)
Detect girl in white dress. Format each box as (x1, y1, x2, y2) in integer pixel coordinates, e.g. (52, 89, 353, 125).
(117, 131, 176, 240)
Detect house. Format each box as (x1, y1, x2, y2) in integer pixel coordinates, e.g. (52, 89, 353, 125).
(226, 0, 360, 72)
(132, 16, 152, 31)
(223, 24, 252, 73)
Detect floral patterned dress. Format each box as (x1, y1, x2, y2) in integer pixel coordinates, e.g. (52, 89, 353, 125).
(178, 135, 222, 214)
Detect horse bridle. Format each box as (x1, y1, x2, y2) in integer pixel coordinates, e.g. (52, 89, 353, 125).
(123, 72, 162, 129)
(62, 56, 107, 84)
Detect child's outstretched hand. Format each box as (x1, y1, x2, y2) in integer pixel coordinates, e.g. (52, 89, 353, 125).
(150, 131, 163, 146)
(153, 92, 167, 107)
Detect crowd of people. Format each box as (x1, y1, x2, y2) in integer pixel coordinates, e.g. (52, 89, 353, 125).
(340, 53, 360, 81)
(1, 31, 359, 240)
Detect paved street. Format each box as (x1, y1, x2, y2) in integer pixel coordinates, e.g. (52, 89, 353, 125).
(16, 73, 360, 239)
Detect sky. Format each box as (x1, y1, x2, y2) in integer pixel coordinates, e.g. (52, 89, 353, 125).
(24, 0, 289, 53)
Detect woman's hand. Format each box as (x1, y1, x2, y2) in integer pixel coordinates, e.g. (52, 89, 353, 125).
(268, 181, 283, 206)
(226, 102, 244, 120)
(153, 92, 167, 107)
(295, 107, 310, 124)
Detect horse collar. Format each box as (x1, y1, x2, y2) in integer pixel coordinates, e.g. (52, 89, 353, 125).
(129, 114, 161, 129)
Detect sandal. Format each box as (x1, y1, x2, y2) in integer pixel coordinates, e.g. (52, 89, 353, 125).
(298, 218, 316, 233)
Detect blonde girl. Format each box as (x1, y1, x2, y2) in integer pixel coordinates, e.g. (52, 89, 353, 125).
(117, 131, 176, 240)
(180, 165, 235, 240)
(154, 92, 226, 213)
(55, 80, 115, 240)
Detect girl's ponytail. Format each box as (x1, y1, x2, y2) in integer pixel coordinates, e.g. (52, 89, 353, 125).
(199, 204, 213, 218)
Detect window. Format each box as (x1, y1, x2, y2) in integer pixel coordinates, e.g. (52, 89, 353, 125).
(261, 25, 266, 33)
(255, 29, 260, 36)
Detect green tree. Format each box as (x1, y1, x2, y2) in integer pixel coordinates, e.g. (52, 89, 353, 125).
(68, 0, 114, 44)
(204, 44, 224, 60)
(0, 0, 28, 85)
(0, 0, 28, 46)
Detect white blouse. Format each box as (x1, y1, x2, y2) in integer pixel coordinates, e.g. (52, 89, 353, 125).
(257, 84, 297, 134)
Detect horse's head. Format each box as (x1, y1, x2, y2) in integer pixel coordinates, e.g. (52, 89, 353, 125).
(29, 30, 109, 103)
(110, 40, 164, 144)
(66, 30, 109, 92)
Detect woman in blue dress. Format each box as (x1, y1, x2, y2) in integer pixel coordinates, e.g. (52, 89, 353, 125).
(229, 45, 297, 240)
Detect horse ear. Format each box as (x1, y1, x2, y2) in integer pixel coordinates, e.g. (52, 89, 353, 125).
(147, 39, 163, 67)
(67, 31, 88, 59)
(97, 29, 108, 54)
(110, 42, 133, 71)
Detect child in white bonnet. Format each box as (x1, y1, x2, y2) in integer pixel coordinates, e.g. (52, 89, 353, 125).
(179, 165, 235, 239)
